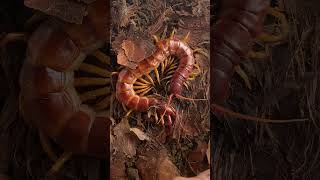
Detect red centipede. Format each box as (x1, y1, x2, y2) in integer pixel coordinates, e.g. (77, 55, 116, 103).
(19, 0, 109, 157)
(210, 0, 308, 123)
(211, 0, 270, 103)
(116, 32, 195, 125)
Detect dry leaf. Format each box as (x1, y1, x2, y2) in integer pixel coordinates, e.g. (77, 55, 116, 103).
(137, 148, 180, 180)
(110, 153, 127, 180)
(158, 157, 180, 180)
(122, 40, 146, 63)
(177, 17, 209, 47)
(112, 118, 137, 157)
(130, 128, 150, 141)
(192, 0, 210, 18)
(187, 141, 209, 174)
(116, 38, 154, 69)
(24, 0, 87, 24)
(117, 48, 138, 69)
(188, 141, 208, 162)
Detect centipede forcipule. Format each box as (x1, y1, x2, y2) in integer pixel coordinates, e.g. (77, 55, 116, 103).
(116, 31, 196, 126)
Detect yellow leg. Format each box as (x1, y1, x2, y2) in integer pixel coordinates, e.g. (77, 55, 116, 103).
(93, 50, 111, 65)
(160, 61, 165, 74)
(47, 152, 72, 176)
(188, 63, 202, 80)
(80, 87, 111, 102)
(79, 63, 111, 78)
(161, 75, 173, 82)
(247, 50, 269, 60)
(122, 103, 128, 112)
(136, 86, 152, 96)
(39, 132, 58, 161)
(133, 84, 151, 90)
(257, 7, 289, 43)
(39, 133, 72, 176)
(74, 77, 110, 86)
(154, 67, 161, 84)
(235, 65, 252, 90)
(0, 33, 27, 47)
(145, 74, 155, 85)
(137, 77, 152, 85)
(95, 96, 111, 111)
(193, 48, 209, 58)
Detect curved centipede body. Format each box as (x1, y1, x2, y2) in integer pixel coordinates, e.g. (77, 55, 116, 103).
(116, 35, 195, 123)
(19, 0, 109, 157)
(211, 0, 270, 103)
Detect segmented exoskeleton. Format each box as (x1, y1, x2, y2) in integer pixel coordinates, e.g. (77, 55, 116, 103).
(211, 0, 270, 103)
(19, 0, 109, 158)
(116, 31, 200, 125)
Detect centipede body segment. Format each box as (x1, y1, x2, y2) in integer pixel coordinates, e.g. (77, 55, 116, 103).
(116, 33, 197, 125)
(19, 0, 110, 157)
(211, 0, 270, 103)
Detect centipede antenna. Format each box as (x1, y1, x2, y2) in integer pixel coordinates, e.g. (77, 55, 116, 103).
(175, 94, 207, 102)
(212, 103, 309, 123)
(183, 31, 191, 43)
